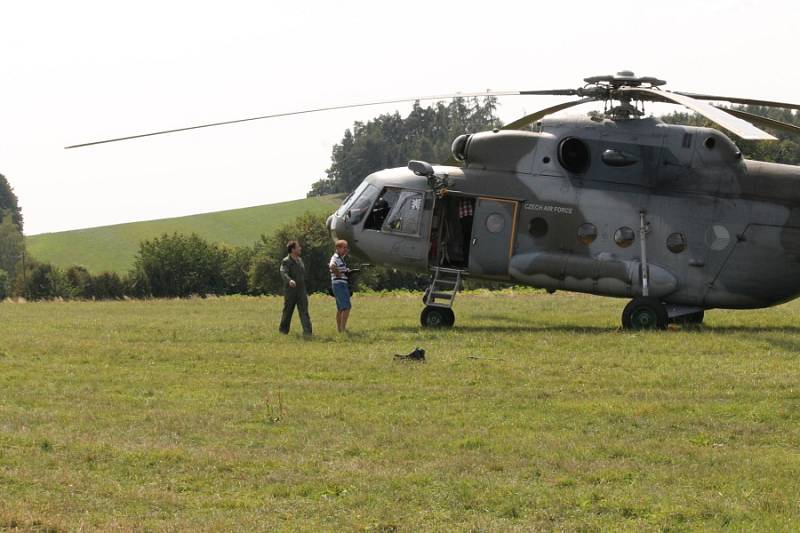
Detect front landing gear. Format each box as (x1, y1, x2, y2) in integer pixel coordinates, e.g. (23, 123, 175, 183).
(420, 267, 464, 329)
(622, 297, 668, 330)
(421, 306, 455, 328)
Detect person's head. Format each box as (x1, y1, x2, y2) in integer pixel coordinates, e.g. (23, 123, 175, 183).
(287, 240, 302, 256)
(335, 239, 349, 256)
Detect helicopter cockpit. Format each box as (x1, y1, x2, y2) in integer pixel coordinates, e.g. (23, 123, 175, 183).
(328, 170, 437, 272)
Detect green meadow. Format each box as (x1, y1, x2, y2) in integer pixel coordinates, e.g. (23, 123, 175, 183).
(25, 195, 344, 273)
(1, 290, 800, 531)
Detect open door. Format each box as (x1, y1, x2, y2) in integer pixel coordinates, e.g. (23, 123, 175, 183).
(468, 197, 518, 278)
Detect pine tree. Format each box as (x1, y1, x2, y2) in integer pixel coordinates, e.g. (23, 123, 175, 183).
(0, 174, 23, 231)
(0, 213, 25, 279)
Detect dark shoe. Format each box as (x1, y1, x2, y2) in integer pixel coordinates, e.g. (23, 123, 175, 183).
(279, 329, 289, 335)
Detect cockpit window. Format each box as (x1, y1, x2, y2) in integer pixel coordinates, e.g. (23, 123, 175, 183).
(346, 184, 379, 226)
(364, 187, 401, 230)
(383, 190, 425, 235)
(336, 180, 371, 218)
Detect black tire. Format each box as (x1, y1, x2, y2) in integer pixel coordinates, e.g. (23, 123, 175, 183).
(421, 306, 455, 328)
(672, 310, 705, 325)
(622, 297, 668, 330)
(443, 308, 455, 327)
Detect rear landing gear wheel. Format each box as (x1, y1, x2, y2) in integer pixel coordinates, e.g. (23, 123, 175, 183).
(622, 297, 668, 330)
(421, 306, 455, 328)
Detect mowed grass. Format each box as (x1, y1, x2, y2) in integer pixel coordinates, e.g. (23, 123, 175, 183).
(1, 291, 800, 531)
(26, 194, 344, 273)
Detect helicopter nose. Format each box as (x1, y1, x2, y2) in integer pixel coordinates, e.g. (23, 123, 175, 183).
(326, 213, 336, 242)
(327, 212, 352, 243)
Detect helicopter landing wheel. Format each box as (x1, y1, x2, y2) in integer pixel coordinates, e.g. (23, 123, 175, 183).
(421, 306, 455, 328)
(672, 310, 705, 326)
(622, 297, 668, 330)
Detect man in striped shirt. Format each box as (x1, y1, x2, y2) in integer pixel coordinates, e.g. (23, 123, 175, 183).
(329, 239, 352, 333)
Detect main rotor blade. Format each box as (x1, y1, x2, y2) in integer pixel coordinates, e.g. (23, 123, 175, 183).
(502, 97, 598, 130)
(519, 89, 581, 96)
(716, 106, 800, 137)
(64, 90, 522, 149)
(674, 91, 800, 111)
(620, 88, 777, 141)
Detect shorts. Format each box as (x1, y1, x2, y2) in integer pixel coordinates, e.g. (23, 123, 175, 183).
(332, 281, 351, 311)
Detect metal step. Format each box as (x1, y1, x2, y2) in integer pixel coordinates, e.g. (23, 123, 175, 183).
(424, 267, 467, 308)
(430, 292, 453, 300)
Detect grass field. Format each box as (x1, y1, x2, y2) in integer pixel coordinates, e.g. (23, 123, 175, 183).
(25, 195, 344, 273)
(2, 290, 800, 531)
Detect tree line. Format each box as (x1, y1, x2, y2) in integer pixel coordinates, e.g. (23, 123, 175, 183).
(307, 97, 502, 196)
(0, 209, 424, 301)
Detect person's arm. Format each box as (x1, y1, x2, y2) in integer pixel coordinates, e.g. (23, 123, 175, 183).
(280, 258, 296, 287)
(329, 256, 347, 276)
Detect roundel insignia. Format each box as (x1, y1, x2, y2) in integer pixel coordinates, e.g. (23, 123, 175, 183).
(705, 225, 731, 251)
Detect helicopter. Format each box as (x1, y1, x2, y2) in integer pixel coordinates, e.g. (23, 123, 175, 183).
(67, 71, 800, 330)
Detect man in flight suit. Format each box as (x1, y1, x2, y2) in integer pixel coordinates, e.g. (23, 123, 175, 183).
(279, 240, 312, 336)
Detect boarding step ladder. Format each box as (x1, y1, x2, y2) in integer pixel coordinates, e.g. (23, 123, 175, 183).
(424, 267, 466, 308)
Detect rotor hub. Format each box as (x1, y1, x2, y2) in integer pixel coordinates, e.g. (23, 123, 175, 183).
(583, 71, 667, 90)
(575, 71, 666, 120)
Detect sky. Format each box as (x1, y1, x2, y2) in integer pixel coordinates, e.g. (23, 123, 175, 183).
(2, 0, 798, 235)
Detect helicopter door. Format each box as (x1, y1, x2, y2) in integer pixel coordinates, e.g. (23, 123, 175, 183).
(377, 189, 432, 269)
(469, 198, 518, 278)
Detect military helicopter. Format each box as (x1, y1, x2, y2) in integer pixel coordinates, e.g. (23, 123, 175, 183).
(68, 71, 800, 330)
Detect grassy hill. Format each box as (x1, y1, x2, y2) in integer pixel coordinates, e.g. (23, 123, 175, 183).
(26, 195, 344, 273)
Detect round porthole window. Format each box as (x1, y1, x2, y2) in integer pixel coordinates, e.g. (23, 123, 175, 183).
(666, 232, 687, 253)
(614, 226, 635, 248)
(577, 223, 598, 245)
(486, 213, 505, 233)
(529, 217, 548, 238)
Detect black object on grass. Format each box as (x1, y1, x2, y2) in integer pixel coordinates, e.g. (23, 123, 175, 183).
(394, 347, 426, 362)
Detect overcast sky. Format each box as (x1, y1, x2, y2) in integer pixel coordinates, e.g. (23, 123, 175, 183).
(2, 0, 798, 235)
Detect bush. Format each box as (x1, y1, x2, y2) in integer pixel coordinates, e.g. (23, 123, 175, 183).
(131, 233, 226, 297)
(123, 269, 150, 298)
(355, 266, 426, 292)
(65, 265, 92, 298)
(0, 269, 8, 300)
(248, 212, 332, 295)
(24, 262, 70, 300)
(221, 246, 254, 295)
(90, 271, 125, 299)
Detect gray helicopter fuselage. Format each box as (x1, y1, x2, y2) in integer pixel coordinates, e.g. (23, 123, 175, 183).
(329, 116, 800, 309)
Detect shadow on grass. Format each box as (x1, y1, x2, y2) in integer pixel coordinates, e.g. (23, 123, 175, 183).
(386, 324, 612, 334)
(387, 322, 800, 340)
(703, 325, 800, 334)
(703, 325, 800, 352)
